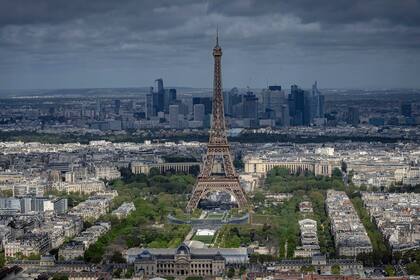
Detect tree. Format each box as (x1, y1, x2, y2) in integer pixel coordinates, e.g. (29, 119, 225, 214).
(253, 192, 266, 204)
(250, 253, 259, 264)
(356, 252, 374, 267)
(359, 184, 367, 191)
(406, 262, 420, 275)
(384, 265, 395, 276)
(120, 167, 133, 181)
(37, 274, 50, 280)
(52, 274, 69, 280)
(392, 251, 402, 263)
(125, 267, 134, 278)
(234, 153, 244, 169)
(190, 165, 200, 177)
(84, 243, 104, 263)
(300, 265, 315, 273)
(331, 264, 340, 275)
(0, 190, 13, 197)
(227, 267, 235, 278)
(27, 253, 40, 260)
(110, 251, 126, 263)
(149, 167, 160, 177)
(270, 167, 289, 177)
(348, 170, 355, 181)
(332, 167, 342, 178)
(341, 160, 347, 173)
(113, 268, 122, 278)
(0, 254, 5, 268)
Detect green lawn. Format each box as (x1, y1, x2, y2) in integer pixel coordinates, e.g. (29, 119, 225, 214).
(251, 214, 277, 225)
(192, 234, 214, 244)
(206, 212, 225, 219)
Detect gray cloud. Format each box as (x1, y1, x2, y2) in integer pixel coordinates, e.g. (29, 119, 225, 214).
(208, 0, 420, 27)
(0, 0, 419, 89)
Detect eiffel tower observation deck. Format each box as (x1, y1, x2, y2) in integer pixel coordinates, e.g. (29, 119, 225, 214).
(186, 31, 249, 212)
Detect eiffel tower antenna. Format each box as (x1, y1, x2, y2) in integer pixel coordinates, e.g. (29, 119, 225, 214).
(186, 31, 248, 212)
(216, 25, 219, 46)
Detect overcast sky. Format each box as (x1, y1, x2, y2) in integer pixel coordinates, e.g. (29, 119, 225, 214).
(1, 0, 420, 90)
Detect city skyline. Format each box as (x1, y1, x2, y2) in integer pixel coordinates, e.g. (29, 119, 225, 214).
(1, 0, 420, 90)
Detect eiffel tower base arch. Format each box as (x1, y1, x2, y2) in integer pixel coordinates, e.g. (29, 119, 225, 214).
(186, 178, 248, 212)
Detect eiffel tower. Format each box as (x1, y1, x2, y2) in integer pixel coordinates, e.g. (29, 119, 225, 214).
(186, 32, 248, 212)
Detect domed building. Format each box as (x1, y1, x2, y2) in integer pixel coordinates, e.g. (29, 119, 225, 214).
(133, 243, 226, 277)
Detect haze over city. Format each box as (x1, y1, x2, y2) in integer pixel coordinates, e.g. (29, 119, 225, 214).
(1, 0, 420, 90)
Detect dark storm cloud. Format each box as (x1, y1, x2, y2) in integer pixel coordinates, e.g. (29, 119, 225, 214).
(0, 0, 419, 89)
(208, 0, 420, 27)
(0, 0, 198, 27)
(1, 0, 419, 52)
(0, 0, 117, 26)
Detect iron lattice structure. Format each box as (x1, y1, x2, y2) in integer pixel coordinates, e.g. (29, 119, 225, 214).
(186, 35, 248, 212)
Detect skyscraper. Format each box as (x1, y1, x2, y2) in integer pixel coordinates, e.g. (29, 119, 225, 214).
(145, 90, 153, 119)
(289, 85, 305, 126)
(194, 104, 205, 122)
(261, 85, 287, 121)
(146, 78, 171, 117)
(242, 92, 258, 119)
(193, 97, 212, 115)
(303, 91, 312, 125)
(281, 105, 290, 127)
(311, 81, 325, 120)
(113, 99, 121, 115)
(224, 87, 242, 117)
(169, 104, 179, 128)
(152, 78, 165, 114)
(155, 78, 164, 93)
(164, 88, 177, 113)
(288, 84, 319, 126)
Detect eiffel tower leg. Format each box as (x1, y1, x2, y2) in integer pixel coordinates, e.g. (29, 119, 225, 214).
(186, 182, 206, 212)
(229, 183, 248, 208)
